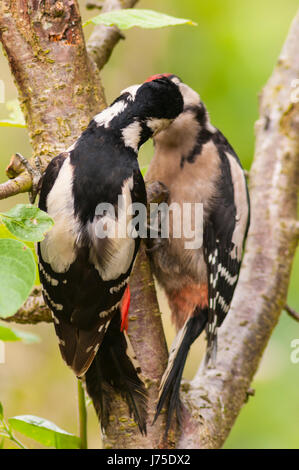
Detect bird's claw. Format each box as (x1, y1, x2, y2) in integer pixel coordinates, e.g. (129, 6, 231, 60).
(14, 153, 43, 204)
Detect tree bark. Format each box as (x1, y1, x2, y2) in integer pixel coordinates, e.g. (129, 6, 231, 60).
(0, 0, 105, 197)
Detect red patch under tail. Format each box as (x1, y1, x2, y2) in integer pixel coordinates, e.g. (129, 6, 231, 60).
(120, 285, 131, 332)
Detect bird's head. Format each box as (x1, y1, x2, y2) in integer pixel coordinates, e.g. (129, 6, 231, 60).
(151, 76, 214, 149)
(157, 75, 202, 111)
(119, 74, 184, 137)
(92, 74, 184, 152)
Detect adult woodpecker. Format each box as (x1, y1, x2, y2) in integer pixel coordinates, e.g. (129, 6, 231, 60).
(145, 75, 250, 430)
(37, 76, 184, 434)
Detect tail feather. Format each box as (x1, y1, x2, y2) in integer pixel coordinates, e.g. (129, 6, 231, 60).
(85, 311, 147, 434)
(154, 309, 208, 432)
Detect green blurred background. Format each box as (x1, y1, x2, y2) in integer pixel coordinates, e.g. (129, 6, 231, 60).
(0, 0, 298, 449)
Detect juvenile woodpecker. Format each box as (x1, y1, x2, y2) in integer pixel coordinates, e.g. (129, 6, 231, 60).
(145, 75, 250, 429)
(38, 76, 184, 434)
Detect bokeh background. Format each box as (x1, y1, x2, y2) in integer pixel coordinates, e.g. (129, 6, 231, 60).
(0, 0, 298, 449)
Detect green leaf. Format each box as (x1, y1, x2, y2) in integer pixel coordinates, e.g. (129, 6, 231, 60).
(0, 325, 40, 344)
(0, 204, 54, 242)
(0, 224, 40, 286)
(84, 9, 197, 29)
(0, 99, 26, 128)
(0, 239, 36, 318)
(9, 416, 81, 449)
(0, 403, 3, 420)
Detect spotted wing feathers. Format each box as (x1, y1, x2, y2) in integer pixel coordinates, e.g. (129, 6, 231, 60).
(204, 139, 250, 364)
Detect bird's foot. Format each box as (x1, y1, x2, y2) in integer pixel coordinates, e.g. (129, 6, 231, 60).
(14, 153, 43, 204)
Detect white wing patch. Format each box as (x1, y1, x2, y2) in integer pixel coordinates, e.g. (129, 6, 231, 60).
(88, 176, 136, 282)
(120, 84, 140, 100)
(94, 100, 128, 128)
(122, 121, 142, 152)
(40, 158, 80, 273)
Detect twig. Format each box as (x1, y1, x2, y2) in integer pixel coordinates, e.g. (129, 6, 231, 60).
(0, 173, 32, 201)
(77, 380, 88, 449)
(284, 304, 299, 322)
(0, 416, 27, 449)
(87, 0, 138, 71)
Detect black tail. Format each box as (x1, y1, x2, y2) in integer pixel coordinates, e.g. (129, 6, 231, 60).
(154, 309, 208, 433)
(85, 311, 147, 435)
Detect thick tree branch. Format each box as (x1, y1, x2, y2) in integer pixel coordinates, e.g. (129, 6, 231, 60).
(178, 10, 299, 449)
(0, 0, 105, 199)
(86, 0, 138, 71)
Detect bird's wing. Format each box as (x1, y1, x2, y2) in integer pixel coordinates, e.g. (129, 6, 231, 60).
(204, 140, 250, 363)
(38, 156, 145, 376)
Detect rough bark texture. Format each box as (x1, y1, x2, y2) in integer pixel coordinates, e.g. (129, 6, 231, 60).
(0, 1, 298, 450)
(0, 0, 105, 197)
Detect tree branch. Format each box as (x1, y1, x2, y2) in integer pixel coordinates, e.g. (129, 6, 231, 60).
(0, 0, 106, 199)
(0, 173, 32, 200)
(178, 9, 299, 449)
(86, 0, 139, 71)
(284, 304, 299, 322)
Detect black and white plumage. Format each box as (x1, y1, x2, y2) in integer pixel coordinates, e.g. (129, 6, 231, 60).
(145, 75, 250, 430)
(38, 76, 184, 434)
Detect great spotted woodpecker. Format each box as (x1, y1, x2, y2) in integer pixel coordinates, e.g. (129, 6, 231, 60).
(37, 76, 184, 434)
(146, 75, 250, 430)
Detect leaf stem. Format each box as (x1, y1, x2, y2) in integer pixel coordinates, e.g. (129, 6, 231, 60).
(0, 419, 27, 449)
(77, 380, 88, 449)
